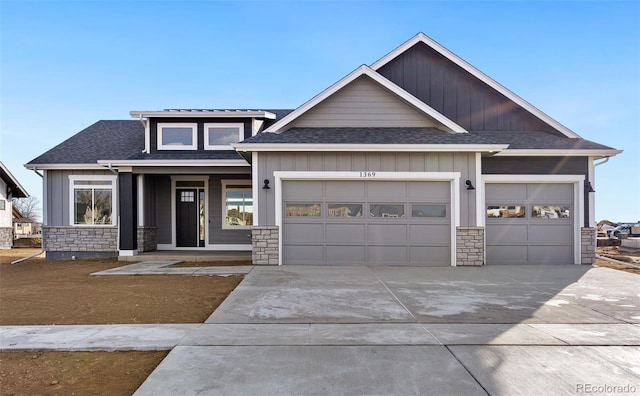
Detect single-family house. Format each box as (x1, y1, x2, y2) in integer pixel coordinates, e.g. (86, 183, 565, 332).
(26, 33, 621, 265)
(0, 162, 29, 248)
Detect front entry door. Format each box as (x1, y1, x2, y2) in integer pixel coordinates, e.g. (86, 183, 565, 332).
(176, 189, 198, 247)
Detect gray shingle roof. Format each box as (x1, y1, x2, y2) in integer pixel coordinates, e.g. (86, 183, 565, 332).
(27, 120, 145, 165)
(238, 127, 615, 150)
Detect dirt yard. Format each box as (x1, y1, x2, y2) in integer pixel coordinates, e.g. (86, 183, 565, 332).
(595, 246, 640, 275)
(0, 248, 242, 395)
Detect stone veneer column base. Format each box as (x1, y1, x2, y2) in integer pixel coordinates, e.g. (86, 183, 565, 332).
(137, 226, 158, 252)
(252, 226, 279, 265)
(43, 226, 118, 260)
(456, 227, 485, 266)
(0, 227, 13, 249)
(581, 227, 597, 265)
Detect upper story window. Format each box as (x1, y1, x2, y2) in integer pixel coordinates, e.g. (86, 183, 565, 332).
(157, 123, 197, 150)
(204, 123, 244, 150)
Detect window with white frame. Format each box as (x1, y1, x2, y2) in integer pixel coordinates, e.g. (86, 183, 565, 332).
(204, 123, 244, 150)
(221, 180, 252, 229)
(157, 123, 197, 150)
(69, 176, 117, 225)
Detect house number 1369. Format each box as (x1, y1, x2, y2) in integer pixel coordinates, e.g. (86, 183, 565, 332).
(359, 172, 376, 178)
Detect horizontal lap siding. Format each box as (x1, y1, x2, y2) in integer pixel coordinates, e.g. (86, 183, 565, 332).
(291, 76, 437, 128)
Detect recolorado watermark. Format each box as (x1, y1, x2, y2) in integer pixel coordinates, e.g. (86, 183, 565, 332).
(576, 383, 638, 394)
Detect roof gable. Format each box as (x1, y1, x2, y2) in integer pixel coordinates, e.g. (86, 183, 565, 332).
(371, 33, 580, 138)
(264, 65, 466, 133)
(0, 162, 28, 198)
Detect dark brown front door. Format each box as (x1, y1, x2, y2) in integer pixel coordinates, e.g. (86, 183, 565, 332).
(176, 189, 198, 247)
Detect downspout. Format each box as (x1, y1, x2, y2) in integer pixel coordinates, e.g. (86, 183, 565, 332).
(11, 169, 44, 264)
(594, 157, 609, 167)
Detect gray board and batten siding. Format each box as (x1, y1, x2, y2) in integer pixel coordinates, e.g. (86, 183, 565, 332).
(255, 151, 477, 227)
(377, 42, 562, 135)
(44, 169, 114, 226)
(482, 156, 590, 227)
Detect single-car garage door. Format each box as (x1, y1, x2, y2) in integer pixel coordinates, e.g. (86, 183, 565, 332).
(282, 180, 451, 266)
(486, 183, 574, 264)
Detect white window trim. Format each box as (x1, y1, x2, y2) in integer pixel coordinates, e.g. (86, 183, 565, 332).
(68, 175, 117, 226)
(481, 174, 585, 265)
(273, 171, 461, 266)
(204, 123, 244, 150)
(157, 123, 198, 151)
(221, 179, 252, 230)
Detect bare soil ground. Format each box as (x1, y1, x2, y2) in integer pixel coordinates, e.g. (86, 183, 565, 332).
(595, 246, 640, 275)
(0, 248, 242, 395)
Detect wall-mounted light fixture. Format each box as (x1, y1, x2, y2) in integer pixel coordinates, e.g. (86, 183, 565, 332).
(585, 181, 595, 193)
(262, 179, 271, 190)
(465, 180, 475, 190)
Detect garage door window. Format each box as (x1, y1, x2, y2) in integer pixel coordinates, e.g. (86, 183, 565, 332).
(411, 204, 446, 218)
(286, 203, 322, 217)
(487, 205, 526, 218)
(369, 204, 405, 218)
(328, 203, 363, 218)
(531, 205, 570, 219)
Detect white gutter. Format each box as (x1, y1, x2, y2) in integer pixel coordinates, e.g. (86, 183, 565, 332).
(129, 110, 276, 119)
(493, 149, 622, 157)
(96, 160, 250, 167)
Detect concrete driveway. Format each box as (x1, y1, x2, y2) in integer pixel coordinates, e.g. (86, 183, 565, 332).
(135, 265, 640, 395)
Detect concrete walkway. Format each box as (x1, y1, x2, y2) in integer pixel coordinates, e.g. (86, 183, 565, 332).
(2, 264, 640, 395)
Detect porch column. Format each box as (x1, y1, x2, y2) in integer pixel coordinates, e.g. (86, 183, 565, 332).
(118, 171, 138, 255)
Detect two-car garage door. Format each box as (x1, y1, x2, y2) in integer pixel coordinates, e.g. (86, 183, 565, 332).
(282, 180, 451, 266)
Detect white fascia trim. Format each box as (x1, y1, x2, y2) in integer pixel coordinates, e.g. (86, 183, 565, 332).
(1, 162, 29, 197)
(370, 32, 581, 139)
(588, 157, 595, 228)
(494, 149, 622, 157)
(130, 110, 276, 119)
(481, 174, 585, 265)
(273, 171, 461, 266)
(263, 65, 466, 134)
(97, 160, 250, 167)
(474, 152, 484, 228)
(234, 144, 508, 153)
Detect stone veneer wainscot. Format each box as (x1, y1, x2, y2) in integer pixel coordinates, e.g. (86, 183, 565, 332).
(0, 227, 13, 249)
(43, 226, 118, 253)
(252, 226, 279, 265)
(456, 227, 485, 266)
(581, 227, 597, 264)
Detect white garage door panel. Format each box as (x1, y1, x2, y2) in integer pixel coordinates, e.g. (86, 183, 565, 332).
(486, 182, 575, 265)
(282, 180, 452, 266)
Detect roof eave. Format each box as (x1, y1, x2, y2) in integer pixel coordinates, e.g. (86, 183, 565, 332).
(129, 111, 276, 119)
(1, 162, 29, 198)
(263, 65, 467, 134)
(493, 149, 623, 158)
(96, 159, 249, 167)
(233, 143, 507, 152)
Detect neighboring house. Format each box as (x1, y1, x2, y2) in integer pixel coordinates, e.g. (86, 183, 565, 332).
(26, 33, 621, 265)
(0, 162, 29, 248)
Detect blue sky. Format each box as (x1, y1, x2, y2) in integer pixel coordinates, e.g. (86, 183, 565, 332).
(1, 0, 638, 222)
